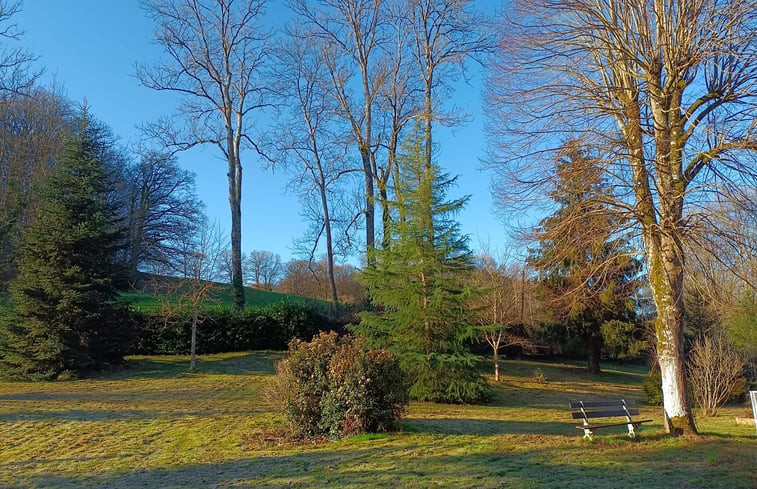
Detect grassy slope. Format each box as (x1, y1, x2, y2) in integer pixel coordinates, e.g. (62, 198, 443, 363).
(0, 354, 754, 488)
(121, 285, 325, 312)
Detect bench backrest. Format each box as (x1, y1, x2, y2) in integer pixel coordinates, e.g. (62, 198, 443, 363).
(570, 400, 639, 419)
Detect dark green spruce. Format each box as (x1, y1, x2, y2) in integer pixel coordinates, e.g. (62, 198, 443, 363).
(0, 111, 131, 380)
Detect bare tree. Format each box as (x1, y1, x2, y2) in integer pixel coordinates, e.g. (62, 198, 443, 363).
(124, 149, 204, 279)
(0, 0, 40, 94)
(151, 217, 227, 370)
(487, 0, 757, 434)
(244, 250, 282, 290)
(687, 334, 746, 416)
(290, 0, 386, 256)
(471, 253, 538, 381)
(274, 26, 359, 304)
(406, 0, 493, 175)
(0, 88, 70, 288)
(137, 0, 272, 309)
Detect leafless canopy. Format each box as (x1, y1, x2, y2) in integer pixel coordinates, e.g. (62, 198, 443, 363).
(137, 0, 272, 309)
(487, 0, 757, 434)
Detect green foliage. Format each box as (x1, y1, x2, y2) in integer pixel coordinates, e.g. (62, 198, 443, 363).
(354, 126, 488, 403)
(529, 142, 642, 372)
(643, 369, 663, 406)
(273, 332, 408, 439)
(725, 292, 757, 357)
(129, 302, 328, 355)
(601, 320, 646, 360)
(0, 111, 131, 380)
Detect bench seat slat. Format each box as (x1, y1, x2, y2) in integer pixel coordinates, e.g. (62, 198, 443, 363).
(575, 419, 652, 430)
(569, 400, 637, 409)
(571, 408, 640, 419)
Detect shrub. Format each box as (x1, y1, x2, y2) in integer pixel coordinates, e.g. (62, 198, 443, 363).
(643, 368, 663, 406)
(688, 334, 747, 416)
(272, 332, 408, 439)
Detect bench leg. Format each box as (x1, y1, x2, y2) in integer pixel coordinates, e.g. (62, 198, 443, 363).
(626, 423, 637, 438)
(583, 428, 593, 441)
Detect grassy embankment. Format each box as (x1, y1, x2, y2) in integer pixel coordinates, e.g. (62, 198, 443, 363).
(121, 284, 326, 313)
(1, 353, 754, 488)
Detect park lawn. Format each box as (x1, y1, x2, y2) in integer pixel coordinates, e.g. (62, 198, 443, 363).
(0, 353, 754, 489)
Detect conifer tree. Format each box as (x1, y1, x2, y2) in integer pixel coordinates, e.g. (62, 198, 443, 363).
(0, 110, 130, 380)
(529, 142, 641, 373)
(354, 126, 488, 403)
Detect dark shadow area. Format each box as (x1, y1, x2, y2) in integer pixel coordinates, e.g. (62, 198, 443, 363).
(0, 407, 268, 423)
(402, 417, 575, 436)
(106, 351, 280, 380)
(11, 438, 756, 489)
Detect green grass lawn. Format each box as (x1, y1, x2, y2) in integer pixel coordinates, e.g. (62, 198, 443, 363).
(1, 354, 755, 488)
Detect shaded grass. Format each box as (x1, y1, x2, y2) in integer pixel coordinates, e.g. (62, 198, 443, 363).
(1, 354, 755, 488)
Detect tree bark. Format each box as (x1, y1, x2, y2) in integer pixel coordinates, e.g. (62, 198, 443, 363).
(586, 334, 601, 374)
(646, 229, 697, 435)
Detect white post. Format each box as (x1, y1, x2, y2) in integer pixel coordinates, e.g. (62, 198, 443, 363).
(750, 391, 757, 435)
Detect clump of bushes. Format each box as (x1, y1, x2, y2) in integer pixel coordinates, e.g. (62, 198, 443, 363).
(269, 331, 408, 439)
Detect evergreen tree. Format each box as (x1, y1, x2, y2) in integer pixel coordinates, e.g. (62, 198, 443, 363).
(0, 110, 130, 380)
(354, 126, 488, 403)
(529, 142, 641, 373)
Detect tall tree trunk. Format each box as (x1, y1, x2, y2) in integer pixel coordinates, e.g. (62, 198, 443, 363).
(190, 305, 198, 370)
(586, 334, 601, 374)
(493, 349, 500, 382)
(646, 230, 697, 435)
(228, 155, 245, 310)
(319, 182, 339, 307)
(361, 148, 375, 258)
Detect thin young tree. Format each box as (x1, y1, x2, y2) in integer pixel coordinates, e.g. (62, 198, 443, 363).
(290, 0, 386, 256)
(274, 27, 359, 305)
(137, 0, 272, 309)
(487, 0, 757, 434)
(471, 254, 538, 381)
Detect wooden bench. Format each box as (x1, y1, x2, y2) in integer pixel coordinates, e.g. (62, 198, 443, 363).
(569, 399, 652, 440)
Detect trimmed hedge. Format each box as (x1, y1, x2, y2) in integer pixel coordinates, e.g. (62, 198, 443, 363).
(128, 302, 329, 355)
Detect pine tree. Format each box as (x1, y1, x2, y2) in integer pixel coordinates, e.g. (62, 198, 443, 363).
(354, 126, 488, 403)
(0, 110, 130, 380)
(529, 142, 641, 373)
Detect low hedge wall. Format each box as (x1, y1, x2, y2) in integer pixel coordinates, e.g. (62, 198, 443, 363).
(129, 302, 331, 355)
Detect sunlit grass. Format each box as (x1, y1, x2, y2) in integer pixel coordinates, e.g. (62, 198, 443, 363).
(1, 353, 755, 488)
(120, 285, 325, 313)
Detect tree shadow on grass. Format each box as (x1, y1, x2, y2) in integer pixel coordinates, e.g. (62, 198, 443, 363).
(13, 438, 757, 489)
(0, 407, 270, 423)
(403, 417, 576, 437)
(111, 351, 280, 379)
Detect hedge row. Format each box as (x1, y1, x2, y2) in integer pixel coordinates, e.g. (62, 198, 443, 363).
(128, 302, 333, 355)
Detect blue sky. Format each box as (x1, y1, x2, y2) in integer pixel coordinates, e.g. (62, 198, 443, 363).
(16, 0, 509, 264)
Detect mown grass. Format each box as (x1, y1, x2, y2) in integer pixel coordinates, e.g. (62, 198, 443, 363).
(1, 354, 755, 488)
